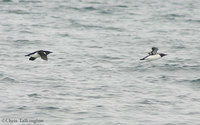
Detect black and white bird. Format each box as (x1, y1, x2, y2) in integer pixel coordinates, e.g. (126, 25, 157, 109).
(140, 47, 167, 61)
(25, 50, 52, 61)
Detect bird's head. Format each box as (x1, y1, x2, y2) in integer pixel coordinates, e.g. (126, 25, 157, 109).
(45, 51, 53, 55)
(160, 53, 167, 57)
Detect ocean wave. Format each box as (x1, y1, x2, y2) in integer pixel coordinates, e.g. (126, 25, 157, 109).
(37, 106, 59, 110)
(191, 78, 200, 83)
(8, 10, 30, 15)
(1, 76, 19, 83)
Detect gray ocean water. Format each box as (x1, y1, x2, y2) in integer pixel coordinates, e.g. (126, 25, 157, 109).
(1, 0, 200, 125)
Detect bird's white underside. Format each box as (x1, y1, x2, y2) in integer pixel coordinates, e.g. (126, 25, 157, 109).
(145, 54, 161, 61)
(31, 53, 40, 58)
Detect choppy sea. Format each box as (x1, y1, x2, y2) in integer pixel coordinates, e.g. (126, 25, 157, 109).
(0, 0, 200, 125)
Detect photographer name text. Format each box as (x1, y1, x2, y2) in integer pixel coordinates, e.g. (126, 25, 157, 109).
(2, 118, 44, 124)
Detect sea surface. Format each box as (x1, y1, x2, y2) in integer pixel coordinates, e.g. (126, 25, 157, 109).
(0, 0, 200, 125)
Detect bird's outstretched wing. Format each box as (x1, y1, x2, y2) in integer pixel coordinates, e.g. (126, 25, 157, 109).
(140, 55, 149, 60)
(149, 47, 158, 55)
(38, 51, 48, 60)
(29, 57, 36, 61)
(25, 51, 37, 56)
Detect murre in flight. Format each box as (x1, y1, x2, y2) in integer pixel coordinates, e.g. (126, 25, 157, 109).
(25, 50, 52, 61)
(140, 47, 167, 61)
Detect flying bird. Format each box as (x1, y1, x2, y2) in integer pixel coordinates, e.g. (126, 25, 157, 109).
(140, 47, 167, 61)
(25, 50, 52, 61)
